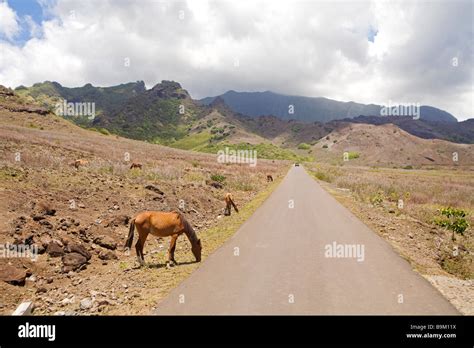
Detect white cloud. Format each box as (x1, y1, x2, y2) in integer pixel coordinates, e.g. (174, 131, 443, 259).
(0, 0, 472, 120)
(0, 1, 20, 40)
(24, 15, 41, 38)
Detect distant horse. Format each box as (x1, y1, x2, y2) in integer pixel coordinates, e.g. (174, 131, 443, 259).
(267, 174, 273, 182)
(130, 163, 142, 169)
(224, 193, 239, 216)
(71, 159, 88, 169)
(124, 211, 202, 267)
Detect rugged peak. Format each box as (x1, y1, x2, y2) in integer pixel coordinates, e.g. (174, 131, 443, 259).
(149, 80, 189, 99)
(135, 80, 146, 92)
(0, 85, 15, 97)
(36, 81, 62, 88)
(209, 96, 236, 116)
(209, 96, 228, 108)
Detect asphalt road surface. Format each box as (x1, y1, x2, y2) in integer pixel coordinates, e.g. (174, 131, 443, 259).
(154, 166, 458, 315)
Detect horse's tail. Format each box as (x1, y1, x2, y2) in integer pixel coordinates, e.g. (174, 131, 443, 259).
(229, 195, 239, 213)
(124, 218, 135, 250)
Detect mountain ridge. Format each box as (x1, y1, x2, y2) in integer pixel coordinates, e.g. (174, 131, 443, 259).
(200, 90, 458, 123)
(12, 81, 473, 151)
(2, 83, 473, 167)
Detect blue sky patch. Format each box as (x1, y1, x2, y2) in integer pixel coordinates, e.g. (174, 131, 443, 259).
(5, 0, 54, 45)
(367, 25, 378, 43)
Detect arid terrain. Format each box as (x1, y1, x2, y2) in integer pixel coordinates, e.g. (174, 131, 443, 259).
(0, 85, 472, 316)
(0, 88, 287, 315)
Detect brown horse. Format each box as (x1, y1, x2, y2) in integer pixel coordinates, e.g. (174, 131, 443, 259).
(224, 193, 239, 216)
(130, 163, 142, 169)
(267, 174, 273, 182)
(70, 159, 88, 169)
(124, 211, 201, 267)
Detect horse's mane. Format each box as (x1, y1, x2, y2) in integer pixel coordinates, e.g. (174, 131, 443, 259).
(177, 211, 198, 244)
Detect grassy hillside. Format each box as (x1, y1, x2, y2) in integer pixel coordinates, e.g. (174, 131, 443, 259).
(169, 131, 310, 161)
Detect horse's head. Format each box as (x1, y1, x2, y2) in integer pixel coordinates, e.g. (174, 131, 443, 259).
(192, 238, 202, 262)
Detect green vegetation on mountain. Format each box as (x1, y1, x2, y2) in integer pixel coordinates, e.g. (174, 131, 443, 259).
(92, 81, 205, 144)
(199, 142, 311, 162)
(166, 131, 212, 150)
(15, 80, 146, 117)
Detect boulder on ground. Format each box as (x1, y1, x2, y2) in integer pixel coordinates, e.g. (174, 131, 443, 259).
(108, 215, 130, 227)
(93, 235, 117, 250)
(61, 252, 88, 272)
(65, 243, 91, 260)
(46, 241, 64, 257)
(98, 250, 118, 260)
(0, 265, 27, 286)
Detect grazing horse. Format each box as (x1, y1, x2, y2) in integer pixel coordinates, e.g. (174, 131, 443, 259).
(224, 193, 239, 216)
(267, 174, 273, 182)
(71, 159, 88, 169)
(130, 163, 142, 169)
(124, 211, 202, 267)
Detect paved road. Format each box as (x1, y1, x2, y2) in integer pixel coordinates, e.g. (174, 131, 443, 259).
(155, 166, 458, 314)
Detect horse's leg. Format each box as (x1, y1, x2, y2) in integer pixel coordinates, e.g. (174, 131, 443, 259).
(135, 227, 148, 266)
(167, 234, 178, 267)
(135, 238, 144, 266)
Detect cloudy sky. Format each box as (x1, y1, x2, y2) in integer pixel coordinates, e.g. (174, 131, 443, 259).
(0, 0, 472, 120)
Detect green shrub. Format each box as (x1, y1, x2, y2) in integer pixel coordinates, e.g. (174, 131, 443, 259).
(434, 207, 469, 241)
(347, 151, 359, 159)
(210, 174, 226, 183)
(314, 171, 332, 182)
(297, 143, 311, 150)
(210, 127, 224, 134)
(370, 191, 384, 205)
(291, 124, 302, 133)
(98, 128, 110, 135)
